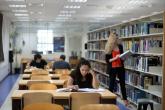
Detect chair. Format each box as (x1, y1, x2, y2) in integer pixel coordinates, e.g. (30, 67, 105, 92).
(29, 83, 57, 90)
(137, 99, 154, 110)
(23, 103, 64, 110)
(54, 69, 70, 75)
(31, 75, 51, 80)
(27, 80, 51, 89)
(23, 92, 53, 107)
(32, 69, 49, 75)
(70, 93, 101, 110)
(80, 104, 120, 110)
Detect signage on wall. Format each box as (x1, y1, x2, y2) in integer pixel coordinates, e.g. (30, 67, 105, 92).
(53, 37, 65, 52)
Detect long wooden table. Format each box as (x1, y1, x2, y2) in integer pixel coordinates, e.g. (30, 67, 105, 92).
(24, 68, 54, 74)
(11, 89, 117, 110)
(22, 74, 61, 80)
(18, 79, 65, 89)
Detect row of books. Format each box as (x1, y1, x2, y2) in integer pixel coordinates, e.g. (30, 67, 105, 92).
(97, 73, 109, 86)
(122, 38, 163, 53)
(125, 70, 162, 89)
(120, 22, 163, 37)
(124, 56, 162, 73)
(126, 85, 162, 104)
(90, 61, 107, 74)
(88, 31, 110, 41)
(87, 51, 105, 61)
(87, 41, 106, 50)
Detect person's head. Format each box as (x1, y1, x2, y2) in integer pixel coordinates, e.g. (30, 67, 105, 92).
(105, 32, 119, 54)
(60, 55, 66, 61)
(76, 58, 91, 77)
(34, 54, 42, 63)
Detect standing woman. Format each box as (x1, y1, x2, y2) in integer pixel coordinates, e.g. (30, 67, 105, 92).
(105, 32, 128, 106)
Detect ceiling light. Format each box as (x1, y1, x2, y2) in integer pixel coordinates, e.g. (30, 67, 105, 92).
(58, 14, 72, 17)
(60, 10, 76, 14)
(28, 3, 32, 6)
(40, 3, 44, 7)
(68, 0, 87, 3)
(129, 0, 148, 4)
(64, 5, 80, 9)
(38, 12, 42, 14)
(30, 11, 34, 14)
(12, 10, 27, 12)
(14, 13, 28, 16)
(6, 0, 24, 1)
(9, 4, 26, 8)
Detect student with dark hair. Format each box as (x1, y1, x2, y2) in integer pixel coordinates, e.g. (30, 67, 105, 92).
(67, 58, 99, 89)
(52, 54, 71, 70)
(30, 54, 47, 69)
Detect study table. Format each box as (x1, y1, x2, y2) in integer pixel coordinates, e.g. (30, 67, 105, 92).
(22, 74, 61, 80)
(11, 89, 117, 110)
(18, 79, 65, 89)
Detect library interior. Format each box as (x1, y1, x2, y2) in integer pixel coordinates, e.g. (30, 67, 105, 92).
(0, 0, 165, 110)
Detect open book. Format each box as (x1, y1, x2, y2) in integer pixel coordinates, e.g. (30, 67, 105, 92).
(119, 50, 133, 60)
(56, 88, 105, 92)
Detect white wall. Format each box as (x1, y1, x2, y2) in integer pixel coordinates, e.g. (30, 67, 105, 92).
(81, 33, 88, 58)
(14, 31, 77, 67)
(0, 14, 10, 82)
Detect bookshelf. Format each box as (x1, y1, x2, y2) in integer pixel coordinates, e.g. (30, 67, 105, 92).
(86, 12, 165, 108)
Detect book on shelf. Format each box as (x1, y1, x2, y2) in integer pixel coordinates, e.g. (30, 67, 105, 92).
(119, 50, 134, 60)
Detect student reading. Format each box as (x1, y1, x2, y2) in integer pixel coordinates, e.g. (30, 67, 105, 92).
(105, 32, 128, 106)
(30, 53, 47, 69)
(67, 58, 99, 89)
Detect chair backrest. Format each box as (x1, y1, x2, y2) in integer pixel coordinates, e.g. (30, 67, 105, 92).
(70, 93, 101, 110)
(32, 69, 49, 75)
(31, 75, 51, 80)
(29, 83, 57, 90)
(23, 92, 53, 107)
(23, 103, 64, 110)
(27, 80, 51, 89)
(80, 104, 120, 110)
(54, 69, 70, 75)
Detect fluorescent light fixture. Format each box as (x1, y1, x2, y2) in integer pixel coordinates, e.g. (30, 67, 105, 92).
(64, 5, 80, 9)
(6, 0, 24, 1)
(56, 17, 70, 20)
(40, 3, 44, 7)
(30, 11, 34, 14)
(12, 10, 27, 12)
(68, 0, 87, 3)
(94, 17, 106, 20)
(129, 0, 148, 4)
(60, 10, 76, 14)
(9, 4, 26, 8)
(38, 12, 42, 14)
(14, 13, 28, 16)
(58, 14, 72, 17)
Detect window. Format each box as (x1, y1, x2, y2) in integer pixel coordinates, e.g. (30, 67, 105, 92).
(37, 30, 53, 54)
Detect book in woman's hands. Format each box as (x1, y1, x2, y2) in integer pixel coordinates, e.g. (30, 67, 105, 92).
(119, 50, 133, 60)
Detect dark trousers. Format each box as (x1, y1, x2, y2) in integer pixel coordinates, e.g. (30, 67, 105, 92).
(109, 67, 127, 100)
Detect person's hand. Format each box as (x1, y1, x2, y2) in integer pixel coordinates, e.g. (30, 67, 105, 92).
(89, 69, 96, 77)
(115, 54, 120, 60)
(67, 85, 79, 90)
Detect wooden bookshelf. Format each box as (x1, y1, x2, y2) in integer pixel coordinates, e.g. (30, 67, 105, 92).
(87, 11, 164, 109)
(163, 11, 165, 110)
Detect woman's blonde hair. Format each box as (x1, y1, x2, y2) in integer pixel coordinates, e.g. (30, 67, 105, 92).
(105, 33, 118, 54)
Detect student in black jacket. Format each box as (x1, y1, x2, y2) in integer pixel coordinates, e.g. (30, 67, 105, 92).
(30, 54, 47, 69)
(105, 32, 128, 106)
(67, 58, 99, 89)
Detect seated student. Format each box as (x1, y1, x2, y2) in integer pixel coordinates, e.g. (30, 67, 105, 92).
(67, 58, 99, 89)
(30, 54, 47, 69)
(52, 55, 71, 70)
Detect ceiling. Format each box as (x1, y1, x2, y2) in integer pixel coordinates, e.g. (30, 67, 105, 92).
(0, 0, 165, 34)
